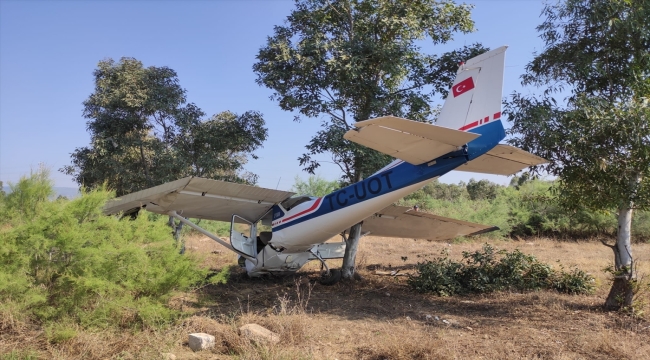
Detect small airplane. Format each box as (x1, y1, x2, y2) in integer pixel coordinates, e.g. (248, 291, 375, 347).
(104, 46, 546, 284)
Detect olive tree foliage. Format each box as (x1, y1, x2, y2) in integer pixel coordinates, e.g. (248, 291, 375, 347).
(503, 0, 650, 309)
(62, 58, 268, 197)
(254, 0, 485, 279)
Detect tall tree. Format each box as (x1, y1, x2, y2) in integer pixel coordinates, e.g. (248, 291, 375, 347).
(504, 0, 650, 309)
(254, 0, 485, 279)
(63, 57, 268, 196)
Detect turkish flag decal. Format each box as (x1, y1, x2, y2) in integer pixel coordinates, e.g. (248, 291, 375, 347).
(452, 77, 475, 97)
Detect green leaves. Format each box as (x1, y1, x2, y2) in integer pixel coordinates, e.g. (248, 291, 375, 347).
(0, 170, 206, 329)
(505, 0, 650, 213)
(506, 94, 650, 212)
(523, 0, 650, 99)
(254, 0, 483, 182)
(63, 58, 268, 196)
(409, 244, 595, 296)
(291, 175, 340, 196)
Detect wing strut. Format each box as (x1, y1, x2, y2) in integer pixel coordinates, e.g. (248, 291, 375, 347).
(168, 211, 257, 262)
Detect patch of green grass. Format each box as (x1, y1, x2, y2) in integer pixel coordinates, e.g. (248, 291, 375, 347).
(1, 350, 39, 360)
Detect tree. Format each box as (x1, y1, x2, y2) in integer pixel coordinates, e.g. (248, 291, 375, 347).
(62, 57, 268, 196)
(254, 0, 485, 279)
(503, 0, 650, 309)
(292, 175, 340, 197)
(466, 179, 499, 201)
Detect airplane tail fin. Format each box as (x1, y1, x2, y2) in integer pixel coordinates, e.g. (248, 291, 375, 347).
(343, 46, 508, 166)
(435, 46, 507, 133)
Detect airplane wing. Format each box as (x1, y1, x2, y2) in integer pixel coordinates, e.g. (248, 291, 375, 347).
(455, 144, 547, 176)
(343, 116, 479, 165)
(103, 176, 295, 222)
(354, 205, 498, 240)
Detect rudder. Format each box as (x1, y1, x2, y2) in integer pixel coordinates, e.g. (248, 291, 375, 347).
(435, 46, 507, 133)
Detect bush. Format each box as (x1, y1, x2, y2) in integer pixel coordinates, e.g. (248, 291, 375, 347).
(408, 244, 595, 296)
(291, 175, 340, 196)
(401, 185, 513, 238)
(399, 178, 650, 241)
(0, 169, 207, 329)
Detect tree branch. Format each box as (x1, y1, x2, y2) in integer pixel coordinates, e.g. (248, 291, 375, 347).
(599, 238, 616, 250)
(388, 84, 422, 97)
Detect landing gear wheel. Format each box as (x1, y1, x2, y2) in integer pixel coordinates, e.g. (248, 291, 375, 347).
(319, 269, 342, 286)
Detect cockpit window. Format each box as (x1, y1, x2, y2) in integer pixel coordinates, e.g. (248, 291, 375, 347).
(281, 195, 317, 210)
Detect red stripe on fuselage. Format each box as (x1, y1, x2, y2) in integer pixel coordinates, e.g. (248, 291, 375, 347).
(276, 197, 323, 225)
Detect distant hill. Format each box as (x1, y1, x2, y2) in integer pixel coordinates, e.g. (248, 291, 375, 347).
(2, 186, 80, 199)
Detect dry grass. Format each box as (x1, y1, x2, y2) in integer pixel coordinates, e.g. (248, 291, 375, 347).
(2, 234, 649, 359)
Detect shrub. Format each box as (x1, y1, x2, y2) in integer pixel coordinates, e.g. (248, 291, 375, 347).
(0, 169, 207, 329)
(408, 244, 595, 296)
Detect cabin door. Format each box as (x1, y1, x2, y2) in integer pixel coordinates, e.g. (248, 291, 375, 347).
(230, 215, 257, 258)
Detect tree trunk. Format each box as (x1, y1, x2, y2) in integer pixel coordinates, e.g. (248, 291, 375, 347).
(341, 165, 363, 280)
(604, 205, 635, 310)
(341, 222, 362, 279)
(168, 215, 185, 254)
(139, 140, 153, 187)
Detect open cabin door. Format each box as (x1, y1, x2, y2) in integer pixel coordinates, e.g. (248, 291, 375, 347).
(230, 215, 257, 258)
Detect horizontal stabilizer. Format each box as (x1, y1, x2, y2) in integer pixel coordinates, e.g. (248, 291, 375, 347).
(104, 177, 294, 222)
(343, 116, 480, 165)
(353, 205, 498, 241)
(456, 144, 547, 176)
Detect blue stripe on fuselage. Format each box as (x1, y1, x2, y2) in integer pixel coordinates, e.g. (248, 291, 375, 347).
(272, 120, 506, 231)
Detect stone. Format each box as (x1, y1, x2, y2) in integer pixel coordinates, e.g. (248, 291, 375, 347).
(188, 333, 215, 352)
(425, 314, 433, 321)
(442, 319, 450, 325)
(161, 353, 176, 360)
(239, 324, 280, 344)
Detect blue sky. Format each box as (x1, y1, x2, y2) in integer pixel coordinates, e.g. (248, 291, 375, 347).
(0, 0, 548, 191)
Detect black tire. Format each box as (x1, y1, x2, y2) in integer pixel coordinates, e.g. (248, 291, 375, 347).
(319, 269, 342, 286)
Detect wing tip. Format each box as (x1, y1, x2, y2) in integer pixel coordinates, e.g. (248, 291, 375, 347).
(467, 226, 500, 237)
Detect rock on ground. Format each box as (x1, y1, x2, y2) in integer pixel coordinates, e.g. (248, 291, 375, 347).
(239, 323, 280, 344)
(188, 333, 215, 352)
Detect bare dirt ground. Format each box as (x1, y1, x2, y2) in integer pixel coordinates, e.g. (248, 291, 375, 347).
(167, 235, 650, 360)
(3, 236, 650, 359)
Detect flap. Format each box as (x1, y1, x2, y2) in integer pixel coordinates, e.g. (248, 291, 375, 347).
(456, 144, 548, 176)
(104, 177, 295, 222)
(354, 205, 498, 241)
(344, 116, 480, 165)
